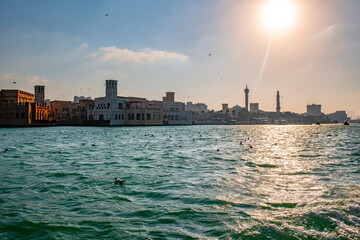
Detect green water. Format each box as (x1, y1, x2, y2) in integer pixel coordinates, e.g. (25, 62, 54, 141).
(1, 125, 360, 239)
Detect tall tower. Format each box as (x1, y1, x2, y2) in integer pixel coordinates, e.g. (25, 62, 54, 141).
(105, 80, 117, 98)
(276, 91, 281, 113)
(34, 85, 45, 104)
(244, 85, 249, 111)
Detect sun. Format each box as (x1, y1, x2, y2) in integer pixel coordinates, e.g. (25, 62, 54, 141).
(261, 0, 296, 32)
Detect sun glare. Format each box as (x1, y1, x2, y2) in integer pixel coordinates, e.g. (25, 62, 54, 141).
(261, 0, 296, 32)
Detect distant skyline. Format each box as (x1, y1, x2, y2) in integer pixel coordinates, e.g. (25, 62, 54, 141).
(0, 0, 359, 117)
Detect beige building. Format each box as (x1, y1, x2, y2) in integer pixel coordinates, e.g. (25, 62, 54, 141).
(0, 88, 50, 126)
(0, 89, 34, 104)
(50, 101, 72, 122)
(125, 98, 163, 126)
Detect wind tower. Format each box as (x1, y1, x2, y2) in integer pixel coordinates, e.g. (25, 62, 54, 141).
(276, 91, 281, 113)
(105, 80, 118, 98)
(244, 85, 249, 111)
(34, 85, 45, 104)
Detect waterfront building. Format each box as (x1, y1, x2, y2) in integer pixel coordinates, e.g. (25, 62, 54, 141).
(0, 102, 32, 126)
(185, 102, 208, 113)
(0, 89, 34, 104)
(50, 101, 72, 122)
(244, 85, 249, 112)
(71, 99, 95, 124)
(230, 105, 242, 117)
(162, 92, 192, 125)
(307, 104, 322, 116)
(34, 85, 45, 104)
(162, 92, 175, 102)
(88, 80, 127, 125)
(250, 103, 259, 112)
(222, 104, 229, 113)
(125, 98, 163, 126)
(0, 88, 49, 126)
(276, 91, 281, 113)
(328, 111, 348, 123)
(73, 96, 92, 103)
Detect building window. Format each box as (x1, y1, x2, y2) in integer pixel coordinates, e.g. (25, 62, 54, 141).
(118, 103, 123, 109)
(132, 113, 135, 120)
(107, 103, 110, 109)
(136, 113, 141, 120)
(115, 114, 118, 120)
(147, 113, 151, 120)
(142, 113, 145, 120)
(128, 113, 131, 120)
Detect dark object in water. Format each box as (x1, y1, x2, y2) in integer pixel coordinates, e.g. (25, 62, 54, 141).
(114, 178, 126, 185)
(344, 120, 350, 125)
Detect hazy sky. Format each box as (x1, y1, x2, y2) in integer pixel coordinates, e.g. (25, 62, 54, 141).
(0, 0, 359, 116)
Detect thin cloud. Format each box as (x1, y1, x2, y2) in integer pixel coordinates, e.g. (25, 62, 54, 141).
(80, 43, 89, 49)
(25, 75, 49, 84)
(90, 46, 189, 64)
(0, 73, 14, 82)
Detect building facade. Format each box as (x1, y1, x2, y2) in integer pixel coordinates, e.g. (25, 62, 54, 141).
(0, 88, 50, 126)
(88, 80, 127, 125)
(307, 104, 322, 116)
(250, 103, 259, 112)
(185, 102, 208, 113)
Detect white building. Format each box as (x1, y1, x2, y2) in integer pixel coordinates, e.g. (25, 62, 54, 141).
(73, 96, 92, 103)
(162, 93, 192, 125)
(88, 80, 127, 125)
(185, 102, 208, 113)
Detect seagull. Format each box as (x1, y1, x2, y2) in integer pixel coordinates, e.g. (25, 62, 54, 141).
(105, 13, 109, 16)
(13, 81, 16, 84)
(114, 178, 126, 185)
(208, 53, 212, 56)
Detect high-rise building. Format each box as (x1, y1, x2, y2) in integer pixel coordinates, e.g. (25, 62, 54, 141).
(244, 85, 249, 111)
(276, 91, 281, 113)
(34, 85, 45, 104)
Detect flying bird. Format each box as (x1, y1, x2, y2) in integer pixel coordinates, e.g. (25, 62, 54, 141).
(105, 13, 109, 16)
(13, 81, 16, 84)
(208, 53, 212, 56)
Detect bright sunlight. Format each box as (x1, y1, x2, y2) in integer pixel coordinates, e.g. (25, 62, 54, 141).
(261, 0, 296, 32)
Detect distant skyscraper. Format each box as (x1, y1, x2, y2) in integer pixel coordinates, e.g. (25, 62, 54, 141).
(244, 85, 249, 111)
(106, 80, 118, 98)
(276, 91, 281, 113)
(34, 85, 45, 104)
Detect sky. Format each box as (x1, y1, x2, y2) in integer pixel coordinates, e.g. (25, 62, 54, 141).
(0, 0, 359, 117)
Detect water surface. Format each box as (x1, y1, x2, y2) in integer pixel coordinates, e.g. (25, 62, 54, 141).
(1, 124, 359, 239)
